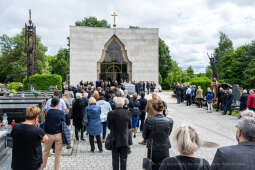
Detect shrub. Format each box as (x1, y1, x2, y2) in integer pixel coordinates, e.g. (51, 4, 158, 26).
(161, 79, 171, 90)
(8, 82, 22, 91)
(190, 77, 211, 96)
(23, 74, 62, 90)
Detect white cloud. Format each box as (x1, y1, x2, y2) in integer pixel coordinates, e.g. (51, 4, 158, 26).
(0, 0, 255, 73)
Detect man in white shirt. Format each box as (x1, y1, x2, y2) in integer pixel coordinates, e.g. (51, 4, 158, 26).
(186, 86, 192, 106)
(97, 95, 112, 142)
(43, 91, 67, 113)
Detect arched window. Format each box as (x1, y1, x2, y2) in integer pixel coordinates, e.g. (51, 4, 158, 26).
(98, 35, 132, 82)
(104, 40, 124, 63)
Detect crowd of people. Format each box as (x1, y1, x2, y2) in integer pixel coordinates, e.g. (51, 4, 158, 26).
(174, 83, 255, 115)
(9, 80, 255, 170)
(65, 80, 158, 96)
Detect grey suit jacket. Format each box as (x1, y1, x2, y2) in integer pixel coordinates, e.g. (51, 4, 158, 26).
(211, 142, 255, 170)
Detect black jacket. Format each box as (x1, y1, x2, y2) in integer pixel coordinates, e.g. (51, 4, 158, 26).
(218, 91, 224, 102)
(240, 93, 249, 111)
(129, 98, 141, 116)
(211, 142, 255, 170)
(72, 99, 84, 129)
(226, 93, 234, 106)
(143, 114, 173, 150)
(107, 108, 132, 148)
(139, 97, 147, 112)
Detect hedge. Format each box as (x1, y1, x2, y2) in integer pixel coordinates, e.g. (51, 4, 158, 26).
(23, 74, 62, 90)
(190, 77, 211, 96)
(8, 82, 22, 91)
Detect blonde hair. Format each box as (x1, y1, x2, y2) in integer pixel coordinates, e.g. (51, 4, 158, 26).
(88, 97, 97, 105)
(92, 91, 100, 101)
(175, 125, 201, 155)
(26, 106, 41, 120)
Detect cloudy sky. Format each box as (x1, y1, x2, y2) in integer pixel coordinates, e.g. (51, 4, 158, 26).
(1, 0, 255, 73)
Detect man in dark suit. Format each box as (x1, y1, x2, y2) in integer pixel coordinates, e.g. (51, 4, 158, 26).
(175, 83, 182, 104)
(224, 89, 234, 115)
(107, 97, 132, 170)
(211, 116, 255, 170)
(240, 90, 249, 111)
(216, 88, 224, 111)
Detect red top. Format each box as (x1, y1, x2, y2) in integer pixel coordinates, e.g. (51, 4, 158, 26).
(247, 93, 255, 109)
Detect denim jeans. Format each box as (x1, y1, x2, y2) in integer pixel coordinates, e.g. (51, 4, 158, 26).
(207, 102, 213, 112)
(102, 122, 107, 140)
(224, 105, 232, 115)
(147, 88, 150, 95)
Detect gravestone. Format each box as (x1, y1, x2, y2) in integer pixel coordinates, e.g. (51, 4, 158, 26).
(232, 84, 241, 106)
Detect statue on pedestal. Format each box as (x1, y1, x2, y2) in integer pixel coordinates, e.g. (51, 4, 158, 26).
(207, 53, 219, 99)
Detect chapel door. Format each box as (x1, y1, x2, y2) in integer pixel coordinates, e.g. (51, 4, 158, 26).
(98, 36, 131, 82)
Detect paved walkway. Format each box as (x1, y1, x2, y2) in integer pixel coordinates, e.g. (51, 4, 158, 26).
(1, 92, 239, 170)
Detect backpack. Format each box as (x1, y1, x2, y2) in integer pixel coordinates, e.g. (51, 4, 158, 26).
(206, 92, 213, 101)
(130, 99, 141, 116)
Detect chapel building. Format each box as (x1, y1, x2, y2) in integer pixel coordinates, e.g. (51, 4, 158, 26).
(70, 26, 159, 85)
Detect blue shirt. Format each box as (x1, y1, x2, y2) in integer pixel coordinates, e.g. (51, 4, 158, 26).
(45, 109, 65, 135)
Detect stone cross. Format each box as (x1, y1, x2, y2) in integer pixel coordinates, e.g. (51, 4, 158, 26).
(111, 12, 118, 27)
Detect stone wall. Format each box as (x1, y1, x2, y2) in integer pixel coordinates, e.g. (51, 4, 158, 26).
(70, 26, 159, 85)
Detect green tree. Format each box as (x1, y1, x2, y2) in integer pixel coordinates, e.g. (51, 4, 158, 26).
(75, 17, 110, 28)
(244, 58, 255, 88)
(214, 32, 233, 79)
(159, 38, 173, 80)
(49, 49, 69, 81)
(0, 30, 47, 82)
(205, 66, 213, 78)
(129, 26, 140, 29)
(186, 66, 194, 79)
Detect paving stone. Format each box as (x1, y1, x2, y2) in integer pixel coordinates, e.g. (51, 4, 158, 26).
(1, 92, 239, 170)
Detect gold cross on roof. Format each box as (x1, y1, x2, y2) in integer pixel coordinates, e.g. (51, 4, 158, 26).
(111, 12, 118, 27)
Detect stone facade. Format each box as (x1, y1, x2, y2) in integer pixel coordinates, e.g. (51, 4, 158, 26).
(70, 26, 159, 85)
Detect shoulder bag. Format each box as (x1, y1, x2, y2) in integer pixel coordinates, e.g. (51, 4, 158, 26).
(105, 132, 112, 150)
(142, 119, 155, 170)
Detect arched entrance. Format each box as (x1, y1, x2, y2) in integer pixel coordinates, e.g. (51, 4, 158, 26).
(97, 35, 132, 82)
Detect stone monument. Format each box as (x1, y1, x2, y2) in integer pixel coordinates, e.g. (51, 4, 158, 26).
(25, 9, 36, 82)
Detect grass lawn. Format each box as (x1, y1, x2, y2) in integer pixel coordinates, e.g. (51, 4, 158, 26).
(213, 108, 240, 117)
(162, 89, 173, 92)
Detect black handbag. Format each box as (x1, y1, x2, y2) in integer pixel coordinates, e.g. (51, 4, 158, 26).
(142, 120, 155, 170)
(105, 132, 112, 150)
(143, 156, 153, 170)
(82, 110, 88, 126)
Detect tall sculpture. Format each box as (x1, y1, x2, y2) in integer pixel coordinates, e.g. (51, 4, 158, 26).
(207, 53, 219, 81)
(25, 9, 36, 83)
(207, 53, 219, 99)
